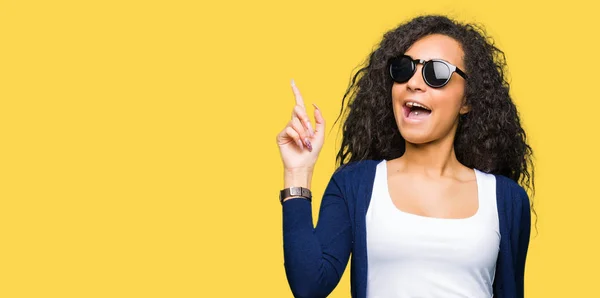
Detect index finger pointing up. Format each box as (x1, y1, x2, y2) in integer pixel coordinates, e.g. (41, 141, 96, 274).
(291, 79, 305, 107)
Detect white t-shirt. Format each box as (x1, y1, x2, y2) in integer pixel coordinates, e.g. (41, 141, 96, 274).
(366, 160, 500, 298)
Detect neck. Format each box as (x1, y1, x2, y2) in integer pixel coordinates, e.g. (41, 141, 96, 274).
(399, 130, 463, 177)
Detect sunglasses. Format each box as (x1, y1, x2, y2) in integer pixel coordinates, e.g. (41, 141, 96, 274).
(389, 55, 468, 88)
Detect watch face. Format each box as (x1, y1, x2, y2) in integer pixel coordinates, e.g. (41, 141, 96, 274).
(290, 187, 302, 196)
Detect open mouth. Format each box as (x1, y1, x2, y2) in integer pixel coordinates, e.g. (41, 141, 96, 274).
(403, 101, 432, 119)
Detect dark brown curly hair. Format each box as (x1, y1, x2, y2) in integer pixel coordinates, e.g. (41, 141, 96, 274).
(334, 15, 535, 207)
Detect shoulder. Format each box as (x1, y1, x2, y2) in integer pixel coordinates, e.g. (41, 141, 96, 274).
(333, 159, 383, 177)
(329, 159, 384, 188)
(326, 159, 383, 207)
(493, 174, 531, 213)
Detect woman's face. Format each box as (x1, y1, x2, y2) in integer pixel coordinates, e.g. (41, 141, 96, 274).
(392, 34, 469, 145)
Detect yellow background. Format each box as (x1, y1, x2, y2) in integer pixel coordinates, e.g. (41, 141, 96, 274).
(1, 0, 598, 297)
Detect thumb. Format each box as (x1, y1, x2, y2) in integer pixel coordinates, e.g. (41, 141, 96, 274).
(312, 103, 325, 137)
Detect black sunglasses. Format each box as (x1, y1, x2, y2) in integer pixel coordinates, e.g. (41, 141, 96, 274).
(389, 55, 467, 88)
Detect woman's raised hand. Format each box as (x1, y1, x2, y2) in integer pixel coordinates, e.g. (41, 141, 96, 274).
(276, 80, 325, 172)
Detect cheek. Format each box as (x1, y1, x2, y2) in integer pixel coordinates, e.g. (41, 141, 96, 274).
(431, 87, 465, 117)
(391, 84, 404, 116)
(391, 83, 403, 100)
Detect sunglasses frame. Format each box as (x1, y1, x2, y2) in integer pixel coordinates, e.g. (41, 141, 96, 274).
(389, 55, 468, 88)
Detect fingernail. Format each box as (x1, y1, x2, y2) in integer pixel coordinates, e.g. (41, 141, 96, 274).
(291, 79, 296, 87)
(306, 121, 314, 137)
(296, 139, 303, 150)
(312, 103, 320, 110)
(304, 138, 313, 152)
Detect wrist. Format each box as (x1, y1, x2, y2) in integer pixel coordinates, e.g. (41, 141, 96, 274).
(283, 167, 313, 189)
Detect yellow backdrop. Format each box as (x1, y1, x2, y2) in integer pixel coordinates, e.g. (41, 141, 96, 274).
(1, 0, 598, 297)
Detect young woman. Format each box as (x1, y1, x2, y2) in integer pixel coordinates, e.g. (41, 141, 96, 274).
(276, 15, 534, 298)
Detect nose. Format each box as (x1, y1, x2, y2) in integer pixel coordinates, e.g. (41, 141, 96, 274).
(406, 63, 426, 92)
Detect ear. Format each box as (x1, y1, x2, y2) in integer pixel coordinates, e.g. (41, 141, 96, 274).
(459, 98, 470, 115)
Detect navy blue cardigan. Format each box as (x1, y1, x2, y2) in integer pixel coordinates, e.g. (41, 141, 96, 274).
(282, 159, 531, 298)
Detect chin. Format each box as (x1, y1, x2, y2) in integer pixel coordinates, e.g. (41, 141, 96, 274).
(399, 130, 435, 145)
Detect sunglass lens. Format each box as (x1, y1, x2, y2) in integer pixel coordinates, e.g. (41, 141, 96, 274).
(424, 61, 451, 87)
(390, 57, 414, 83)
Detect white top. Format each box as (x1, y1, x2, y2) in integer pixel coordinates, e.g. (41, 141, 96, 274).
(366, 160, 500, 298)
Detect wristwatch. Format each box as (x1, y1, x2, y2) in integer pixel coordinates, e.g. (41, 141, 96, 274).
(279, 187, 312, 204)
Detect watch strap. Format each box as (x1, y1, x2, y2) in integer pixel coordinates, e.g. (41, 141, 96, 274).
(280, 187, 312, 204)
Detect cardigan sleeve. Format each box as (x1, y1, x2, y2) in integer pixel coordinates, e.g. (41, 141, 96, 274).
(282, 172, 353, 298)
(516, 188, 531, 298)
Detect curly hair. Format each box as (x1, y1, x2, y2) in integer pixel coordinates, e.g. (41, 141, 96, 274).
(334, 15, 535, 205)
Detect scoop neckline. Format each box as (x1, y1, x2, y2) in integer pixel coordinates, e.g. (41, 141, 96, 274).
(381, 159, 482, 221)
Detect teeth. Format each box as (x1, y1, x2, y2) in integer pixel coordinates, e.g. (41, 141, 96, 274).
(406, 102, 430, 110)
